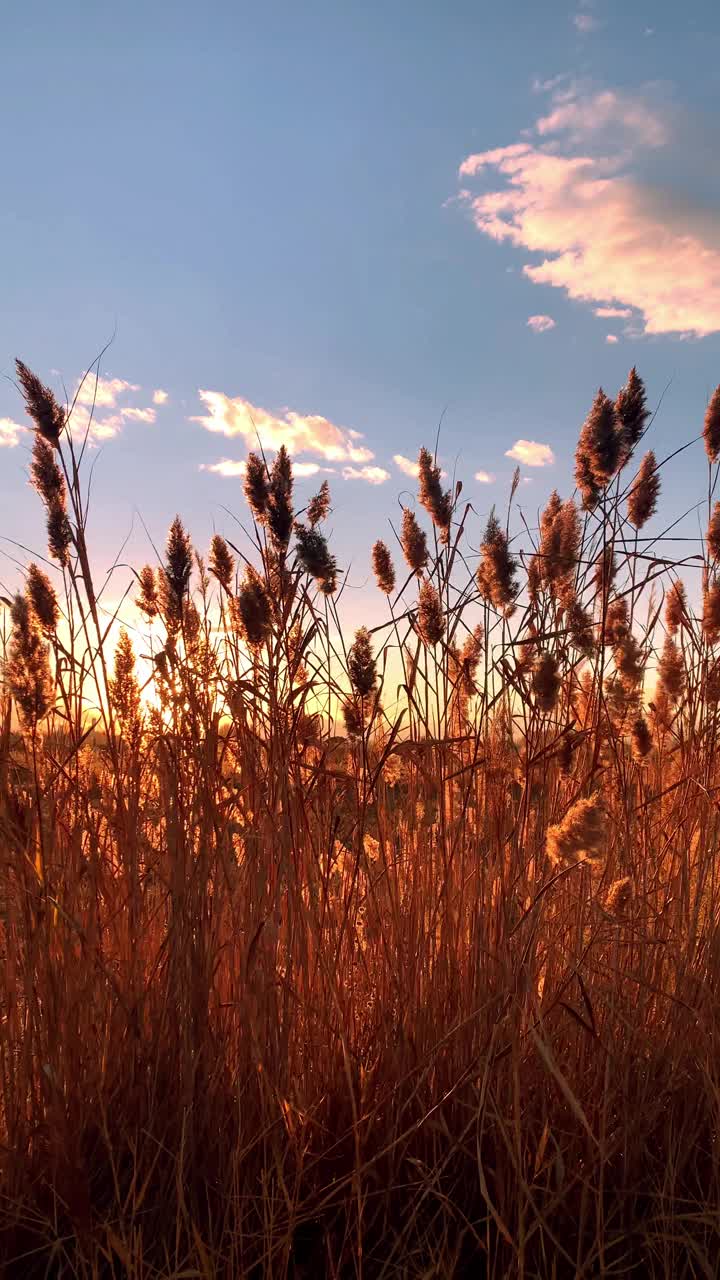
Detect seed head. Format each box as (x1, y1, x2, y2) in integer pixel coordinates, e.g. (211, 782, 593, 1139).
(614, 633, 644, 688)
(30, 435, 65, 508)
(235, 567, 272, 648)
(703, 581, 720, 644)
(26, 563, 59, 633)
(703, 385, 720, 463)
(400, 508, 428, 575)
(267, 446, 294, 550)
(306, 479, 331, 528)
(604, 596, 628, 646)
(595, 546, 617, 599)
(209, 534, 235, 591)
(46, 500, 72, 566)
(708, 502, 720, 562)
(417, 447, 452, 543)
(162, 516, 193, 630)
(110, 629, 142, 734)
(343, 698, 364, 738)
(244, 452, 270, 522)
(631, 715, 653, 760)
(16, 359, 65, 445)
(616, 368, 649, 455)
(476, 511, 518, 615)
(294, 523, 338, 593)
(532, 652, 561, 713)
(604, 876, 632, 915)
(416, 579, 445, 647)
(565, 595, 595, 657)
(665, 580, 687, 635)
(136, 565, 159, 621)
(459, 624, 484, 695)
(5, 593, 54, 727)
(658, 635, 685, 704)
(576, 388, 623, 496)
(627, 451, 660, 529)
(546, 795, 604, 865)
(372, 540, 395, 595)
(347, 626, 377, 698)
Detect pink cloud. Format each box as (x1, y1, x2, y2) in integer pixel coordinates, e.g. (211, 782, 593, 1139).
(606, 334, 619, 344)
(505, 440, 555, 467)
(475, 470, 496, 484)
(74, 374, 139, 409)
(458, 86, 720, 337)
(193, 391, 374, 464)
(0, 417, 26, 448)
(595, 306, 632, 318)
(153, 389, 169, 406)
(121, 407, 156, 424)
(342, 465, 390, 485)
(393, 453, 420, 477)
(527, 314, 556, 333)
(201, 458, 335, 479)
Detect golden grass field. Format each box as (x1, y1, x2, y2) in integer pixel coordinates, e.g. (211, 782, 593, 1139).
(3, 361, 720, 1276)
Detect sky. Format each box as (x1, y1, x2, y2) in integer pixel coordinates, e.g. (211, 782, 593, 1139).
(2, 0, 720, 631)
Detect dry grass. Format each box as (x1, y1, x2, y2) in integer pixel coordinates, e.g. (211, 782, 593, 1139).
(2, 362, 720, 1277)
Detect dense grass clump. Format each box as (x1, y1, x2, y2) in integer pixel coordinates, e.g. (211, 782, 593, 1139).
(3, 361, 720, 1277)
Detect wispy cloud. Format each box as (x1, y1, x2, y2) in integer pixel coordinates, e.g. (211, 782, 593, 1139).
(458, 82, 720, 337)
(342, 465, 390, 485)
(605, 334, 619, 344)
(393, 453, 420, 477)
(121, 407, 156, 424)
(505, 440, 555, 467)
(0, 417, 26, 448)
(475, 469, 496, 484)
(527, 314, 556, 333)
(74, 374, 139, 410)
(572, 13, 601, 33)
(192, 391, 374, 464)
(201, 458, 333, 479)
(153, 389, 169, 406)
(594, 306, 632, 318)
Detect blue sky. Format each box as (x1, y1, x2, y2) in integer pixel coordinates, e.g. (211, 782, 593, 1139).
(2, 0, 720, 626)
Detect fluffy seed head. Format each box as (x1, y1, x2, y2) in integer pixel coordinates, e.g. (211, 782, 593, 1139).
(26, 563, 59, 633)
(347, 626, 377, 698)
(372, 540, 395, 595)
(476, 511, 518, 615)
(294, 523, 338, 594)
(708, 502, 720, 562)
(30, 435, 65, 508)
(616, 368, 649, 455)
(546, 796, 604, 865)
(235, 567, 272, 648)
(576, 388, 623, 495)
(267, 447, 294, 550)
(703, 581, 720, 644)
(46, 500, 72, 566)
(532, 652, 561, 713)
(658, 635, 685, 704)
(209, 534, 235, 590)
(665, 580, 687, 635)
(136, 565, 159, 621)
(306, 479, 331, 528)
(416, 579, 445, 647)
(244, 452, 270, 522)
(459, 624, 484, 695)
(703, 385, 720, 463)
(16, 359, 65, 445)
(631, 716, 653, 760)
(5, 592, 54, 726)
(627, 451, 660, 529)
(417, 448, 452, 543)
(400, 508, 429, 575)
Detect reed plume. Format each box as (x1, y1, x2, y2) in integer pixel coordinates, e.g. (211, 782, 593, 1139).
(658, 635, 685, 704)
(476, 511, 518, 615)
(417, 447, 452, 543)
(708, 502, 720, 562)
(631, 715, 653, 760)
(627, 451, 660, 528)
(400, 508, 429, 575)
(294, 523, 338, 593)
(665, 580, 687, 635)
(575, 389, 623, 506)
(372, 540, 395, 595)
(234, 567, 272, 648)
(15, 358, 65, 445)
(532, 652, 560, 713)
(616, 367, 649, 456)
(306, 479, 331, 528)
(267, 446, 294, 550)
(546, 796, 604, 865)
(136, 565, 159, 621)
(26, 563, 59, 634)
(348, 626, 377, 698)
(416, 579, 445, 646)
(209, 534, 235, 591)
(244, 452, 270, 522)
(4, 593, 54, 727)
(703, 385, 720, 463)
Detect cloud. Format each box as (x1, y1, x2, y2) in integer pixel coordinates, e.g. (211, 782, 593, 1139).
(192, 391, 374, 464)
(153, 389, 169, 405)
(527, 314, 556, 333)
(594, 306, 632, 318)
(393, 453, 419, 477)
(605, 334, 619, 343)
(73, 374, 139, 410)
(201, 458, 333, 479)
(505, 440, 555, 467)
(475, 470, 496, 484)
(121, 407, 156, 424)
(0, 417, 26, 448)
(342, 465, 390, 485)
(458, 83, 720, 337)
(572, 13, 601, 33)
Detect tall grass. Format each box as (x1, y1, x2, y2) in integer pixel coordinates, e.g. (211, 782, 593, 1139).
(2, 361, 720, 1276)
